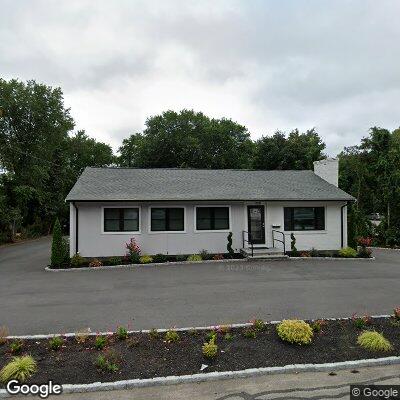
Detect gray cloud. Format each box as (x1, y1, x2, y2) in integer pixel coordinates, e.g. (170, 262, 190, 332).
(1, 0, 399, 154)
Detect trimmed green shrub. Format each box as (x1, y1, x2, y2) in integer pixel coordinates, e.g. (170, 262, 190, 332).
(357, 247, 372, 258)
(94, 335, 107, 350)
(95, 350, 120, 372)
(339, 247, 357, 258)
(70, 253, 85, 267)
(243, 327, 257, 338)
(149, 328, 159, 339)
(116, 326, 128, 340)
(0, 356, 37, 383)
(357, 331, 393, 352)
(202, 337, 218, 359)
(252, 319, 266, 332)
(139, 255, 153, 264)
(165, 329, 180, 343)
(187, 254, 202, 262)
(176, 254, 187, 262)
(51, 218, 68, 267)
(153, 254, 168, 263)
(49, 336, 63, 351)
(10, 340, 23, 354)
(227, 232, 234, 258)
(277, 320, 313, 345)
(108, 257, 123, 266)
(205, 330, 217, 342)
(290, 233, 299, 256)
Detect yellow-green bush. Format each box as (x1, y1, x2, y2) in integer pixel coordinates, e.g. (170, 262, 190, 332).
(357, 331, 393, 352)
(338, 247, 357, 258)
(276, 320, 313, 345)
(202, 337, 218, 358)
(0, 356, 37, 383)
(187, 254, 202, 262)
(139, 255, 153, 264)
(165, 329, 180, 343)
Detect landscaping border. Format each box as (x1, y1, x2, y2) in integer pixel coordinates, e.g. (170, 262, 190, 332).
(0, 314, 396, 398)
(44, 255, 376, 271)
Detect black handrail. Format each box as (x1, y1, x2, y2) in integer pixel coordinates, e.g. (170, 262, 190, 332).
(242, 230, 254, 257)
(272, 230, 286, 254)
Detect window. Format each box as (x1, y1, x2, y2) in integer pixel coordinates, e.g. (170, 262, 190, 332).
(151, 208, 184, 231)
(284, 207, 325, 231)
(104, 208, 139, 232)
(196, 207, 230, 230)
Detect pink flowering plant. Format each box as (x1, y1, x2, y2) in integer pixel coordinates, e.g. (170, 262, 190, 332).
(126, 238, 141, 263)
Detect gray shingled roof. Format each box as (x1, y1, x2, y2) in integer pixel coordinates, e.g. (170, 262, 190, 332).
(66, 167, 355, 202)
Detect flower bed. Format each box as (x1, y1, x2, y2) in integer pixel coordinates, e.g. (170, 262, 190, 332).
(1, 314, 399, 386)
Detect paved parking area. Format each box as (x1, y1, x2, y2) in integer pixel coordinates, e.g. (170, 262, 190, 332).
(0, 237, 399, 335)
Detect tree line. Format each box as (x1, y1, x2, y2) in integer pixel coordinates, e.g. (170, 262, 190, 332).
(0, 79, 398, 246)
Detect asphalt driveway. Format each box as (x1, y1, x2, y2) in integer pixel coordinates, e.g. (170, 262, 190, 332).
(0, 237, 399, 335)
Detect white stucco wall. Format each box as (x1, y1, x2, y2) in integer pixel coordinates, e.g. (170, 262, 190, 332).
(69, 200, 348, 257)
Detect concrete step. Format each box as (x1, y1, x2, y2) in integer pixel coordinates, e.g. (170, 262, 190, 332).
(240, 247, 287, 260)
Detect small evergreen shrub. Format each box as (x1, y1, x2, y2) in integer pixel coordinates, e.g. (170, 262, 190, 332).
(243, 327, 257, 338)
(290, 233, 299, 257)
(310, 248, 319, 257)
(277, 320, 313, 345)
(49, 336, 63, 351)
(165, 329, 180, 343)
(252, 319, 266, 332)
(95, 350, 120, 372)
(0, 356, 37, 384)
(227, 232, 234, 258)
(139, 255, 153, 264)
(116, 326, 128, 340)
(352, 314, 372, 329)
(357, 331, 393, 352)
(339, 247, 357, 258)
(94, 335, 107, 350)
(224, 332, 234, 341)
(200, 249, 211, 260)
(187, 254, 202, 262)
(175, 254, 187, 262)
(311, 319, 327, 333)
(70, 253, 85, 267)
(51, 218, 69, 267)
(10, 340, 23, 354)
(149, 328, 159, 339)
(202, 337, 218, 359)
(108, 257, 123, 266)
(153, 254, 168, 263)
(205, 330, 217, 341)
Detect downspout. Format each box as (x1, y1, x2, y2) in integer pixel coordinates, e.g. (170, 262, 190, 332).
(340, 202, 348, 248)
(72, 202, 78, 254)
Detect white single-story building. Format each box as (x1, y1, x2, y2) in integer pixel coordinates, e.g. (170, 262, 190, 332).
(66, 159, 354, 258)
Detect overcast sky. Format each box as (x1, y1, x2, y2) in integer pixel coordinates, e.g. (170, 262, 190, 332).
(1, 0, 399, 155)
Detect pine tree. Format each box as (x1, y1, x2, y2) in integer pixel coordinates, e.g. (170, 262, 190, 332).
(51, 218, 67, 267)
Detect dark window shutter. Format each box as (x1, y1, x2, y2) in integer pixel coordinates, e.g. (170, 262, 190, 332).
(315, 207, 325, 230)
(284, 208, 292, 231)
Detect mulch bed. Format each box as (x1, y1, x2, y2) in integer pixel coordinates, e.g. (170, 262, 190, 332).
(1, 318, 399, 386)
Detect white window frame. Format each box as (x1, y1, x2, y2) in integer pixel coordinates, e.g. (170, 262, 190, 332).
(101, 205, 141, 235)
(148, 205, 186, 234)
(194, 205, 231, 233)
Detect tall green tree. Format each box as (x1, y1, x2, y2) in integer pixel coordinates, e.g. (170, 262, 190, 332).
(252, 129, 326, 170)
(117, 110, 254, 169)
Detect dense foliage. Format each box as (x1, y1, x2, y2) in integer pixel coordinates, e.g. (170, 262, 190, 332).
(0, 78, 399, 247)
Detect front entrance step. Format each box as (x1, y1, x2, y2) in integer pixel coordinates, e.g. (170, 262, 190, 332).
(240, 247, 288, 260)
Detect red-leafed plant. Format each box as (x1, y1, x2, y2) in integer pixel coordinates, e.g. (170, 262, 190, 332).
(393, 307, 400, 321)
(357, 237, 373, 247)
(126, 238, 141, 263)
